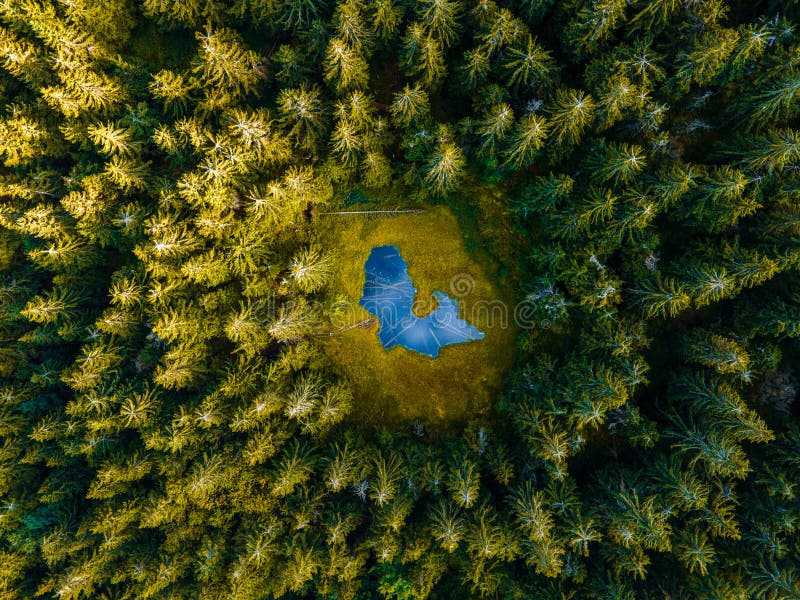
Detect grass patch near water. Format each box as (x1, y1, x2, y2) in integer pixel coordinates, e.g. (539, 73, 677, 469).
(318, 205, 518, 429)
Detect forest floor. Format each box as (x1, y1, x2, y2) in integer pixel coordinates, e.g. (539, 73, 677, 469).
(317, 204, 518, 429)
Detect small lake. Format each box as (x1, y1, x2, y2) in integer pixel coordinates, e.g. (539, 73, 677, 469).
(359, 245, 485, 358)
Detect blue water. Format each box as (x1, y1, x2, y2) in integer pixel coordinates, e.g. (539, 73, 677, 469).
(359, 245, 485, 358)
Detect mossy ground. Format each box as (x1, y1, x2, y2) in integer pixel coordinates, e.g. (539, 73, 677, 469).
(318, 204, 518, 428)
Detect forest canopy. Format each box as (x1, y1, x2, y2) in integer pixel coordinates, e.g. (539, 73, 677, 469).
(1, 0, 800, 599)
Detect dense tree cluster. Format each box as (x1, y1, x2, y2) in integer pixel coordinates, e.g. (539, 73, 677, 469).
(0, 0, 799, 598)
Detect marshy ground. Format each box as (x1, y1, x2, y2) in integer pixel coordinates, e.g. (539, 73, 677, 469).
(318, 204, 518, 427)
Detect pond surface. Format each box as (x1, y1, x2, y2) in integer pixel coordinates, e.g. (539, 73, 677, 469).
(359, 245, 485, 358)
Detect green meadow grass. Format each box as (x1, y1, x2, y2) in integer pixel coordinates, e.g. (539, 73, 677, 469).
(318, 205, 518, 428)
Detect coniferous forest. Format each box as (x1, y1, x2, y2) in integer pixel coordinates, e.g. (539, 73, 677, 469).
(2, 0, 800, 598)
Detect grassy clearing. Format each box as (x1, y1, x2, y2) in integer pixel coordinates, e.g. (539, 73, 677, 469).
(317, 204, 518, 429)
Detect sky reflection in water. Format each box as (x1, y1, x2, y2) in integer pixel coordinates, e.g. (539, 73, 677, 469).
(359, 245, 485, 359)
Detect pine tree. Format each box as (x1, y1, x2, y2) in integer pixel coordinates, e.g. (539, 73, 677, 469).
(225, 301, 271, 356)
(278, 0, 328, 29)
(417, 0, 460, 46)
(193, 28, 264, 103)
(334, 0, 373, 51)
(150, 70, 194, 115)
(477, 102, 514, 158)
(0, 25, 48, 85)
(0, 105, 61, 167)
(371, 452, 402, 506)
(401, 24, 447, 87)
(430, 500, 464, 552)
(142, 0, 207, 29)
(631, 276, 691, 318)
(748, 69, 800, 127)
(390, 84, 430, 127)
(591, 142, 647, 185)
(503, 34, 555, 90)
(268, 299, 317, 342)
(424, 126, 465, 196)
(460, 46, 490, 89)
(447, 454, 480, 508)
(372, 0, 403, 42)
(740, 129, 800, 173)
(683, 331, 751, 375)
(503, 114, 548, 169)
(331, 116, 364, 167)
(290, 247, 332, 293)
(41, 69, 126, 117)
(565, 0, 627, 57)
(547, 88, 595, 147)
(88, 122, 141, 156)
(324, 38, 369, 92)
(676, 28, 740, 89)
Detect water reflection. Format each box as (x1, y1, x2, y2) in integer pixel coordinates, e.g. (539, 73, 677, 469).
(359, 245, 485, 358)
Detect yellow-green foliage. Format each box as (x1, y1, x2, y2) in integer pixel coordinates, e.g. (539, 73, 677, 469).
(319, 205, 517, 426)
